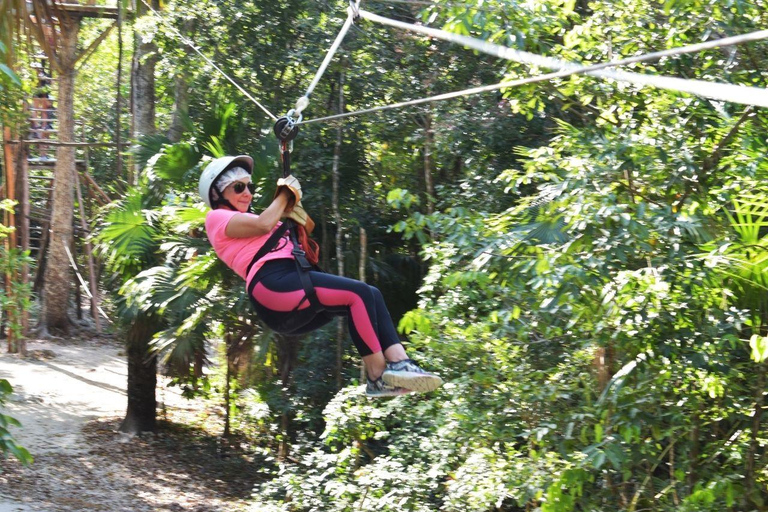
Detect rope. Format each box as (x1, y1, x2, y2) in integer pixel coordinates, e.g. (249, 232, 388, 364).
(138, 0, 277, 121)
(357, 10, 768, 108)
(292, 4, 359, 117)
(302, 22, 768, 125)
(301, 50, 759, 126)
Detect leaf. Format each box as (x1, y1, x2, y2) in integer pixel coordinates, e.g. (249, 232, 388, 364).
(0, 63, 21, 86)
(148, 143, 200, 185)
(593, 450, 606, 469)
(749, 334, 768, 363)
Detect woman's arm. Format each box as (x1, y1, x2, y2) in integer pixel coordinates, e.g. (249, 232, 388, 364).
(225, 189, 293, 238)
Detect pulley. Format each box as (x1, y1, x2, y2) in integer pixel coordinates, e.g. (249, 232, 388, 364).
(274, 113, 301, 143)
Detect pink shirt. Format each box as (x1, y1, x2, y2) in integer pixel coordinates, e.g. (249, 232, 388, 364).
(205, 209, 296, 286)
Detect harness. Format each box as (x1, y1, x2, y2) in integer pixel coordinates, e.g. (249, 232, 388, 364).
(245, 114, 326, 332)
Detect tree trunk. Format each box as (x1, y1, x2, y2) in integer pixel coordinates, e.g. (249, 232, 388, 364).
(423, 111, 435, 217)
(167, 19, 193, 143)
(75, 176, 100, 331)
(115, 1, 124, 179)
(119, 315, 159, 434)
(223, 333, 232, 438)
(359, 227, 367, 383)
(332, 69, 345, 390)
(131, 0, 158, 183)
(116, 0, 161, 435)
(167, 71, 189, 143)
(594, 343, 614, 392)
(276, 334, 299, 460)
(42, 16, 79, 334)
(15, 139, 29, 347)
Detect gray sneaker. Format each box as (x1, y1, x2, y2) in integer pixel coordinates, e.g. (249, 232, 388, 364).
(382, 359, 443, 393)
(366, 377, 410, 398)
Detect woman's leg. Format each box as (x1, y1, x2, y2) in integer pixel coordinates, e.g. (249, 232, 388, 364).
(251, 262, 440, 393)
(252, 269, 403, 358)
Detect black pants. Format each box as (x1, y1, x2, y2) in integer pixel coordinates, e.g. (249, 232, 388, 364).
(248, 259, 402, 356)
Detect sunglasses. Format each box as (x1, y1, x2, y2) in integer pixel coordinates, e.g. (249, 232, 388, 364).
(231, 181, 256, 194)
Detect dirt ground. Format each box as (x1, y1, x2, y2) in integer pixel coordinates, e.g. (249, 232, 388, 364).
(0, 336, 261, 512)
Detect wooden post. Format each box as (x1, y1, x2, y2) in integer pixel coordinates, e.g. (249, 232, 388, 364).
(3, 126, 19, 353)
(115, 1, 124, 179)
(16, 139, 30, 341)
(73, 239, 83, 321)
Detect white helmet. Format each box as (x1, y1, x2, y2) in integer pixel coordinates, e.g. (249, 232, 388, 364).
(198, 155, 254, 209)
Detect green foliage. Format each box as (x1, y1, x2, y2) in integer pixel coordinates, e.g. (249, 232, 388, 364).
(0, 379, 32, 466)
(0, 41, 20, 89)
(0, 203, 32, 467)
(71, 0, 768, 508)
(0, 246, 33, 343)
(0, 200, 33, 351)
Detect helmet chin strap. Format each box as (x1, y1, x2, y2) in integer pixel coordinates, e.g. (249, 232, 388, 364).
(211, 197, 238, 211)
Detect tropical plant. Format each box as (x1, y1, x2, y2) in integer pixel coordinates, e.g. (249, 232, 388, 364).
(0, 379, 32, 466)
(93, 101, 277, 432)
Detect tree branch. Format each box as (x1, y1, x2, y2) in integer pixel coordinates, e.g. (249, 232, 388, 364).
(676, 106, 753, 210)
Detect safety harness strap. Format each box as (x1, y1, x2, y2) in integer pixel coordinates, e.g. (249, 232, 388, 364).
(245, 221, 291, 279)
(244, 218, 325, 317)
(286, 219, 324, 312)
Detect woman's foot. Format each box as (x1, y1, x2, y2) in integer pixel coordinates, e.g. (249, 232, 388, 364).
(382, 359, 442, 393)
(366, 377, 411, 397)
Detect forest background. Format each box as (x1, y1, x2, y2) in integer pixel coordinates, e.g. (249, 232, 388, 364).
(2, 0, 768, 511)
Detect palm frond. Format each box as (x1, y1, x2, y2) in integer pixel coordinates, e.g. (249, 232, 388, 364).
(120, 266, 178, 314)
(145, 142, 201, 188)
(201, 101, 239, 150)
(133, 133, 172, 169)
(94, 190, 161, 275)
(161, 204, 207, 235)
(151, 318, 209, 374)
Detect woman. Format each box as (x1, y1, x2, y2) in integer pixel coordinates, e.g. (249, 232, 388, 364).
(199, 155, 442, 397)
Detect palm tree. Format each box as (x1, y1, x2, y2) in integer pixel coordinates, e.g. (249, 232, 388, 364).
(94, 102, 272, 433)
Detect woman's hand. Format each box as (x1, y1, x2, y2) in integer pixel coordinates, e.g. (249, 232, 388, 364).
(275, 175, 302, 209)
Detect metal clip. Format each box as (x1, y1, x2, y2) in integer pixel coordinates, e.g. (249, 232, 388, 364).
(349, 0, 361, 20)
(280, 139, 294, 154)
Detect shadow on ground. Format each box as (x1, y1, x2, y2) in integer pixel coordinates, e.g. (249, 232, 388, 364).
(1, 417, 271, 512)
(85, 417, 270, 500)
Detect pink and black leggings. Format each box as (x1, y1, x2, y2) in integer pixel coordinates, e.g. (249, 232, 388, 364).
(248, 259, 402, 356)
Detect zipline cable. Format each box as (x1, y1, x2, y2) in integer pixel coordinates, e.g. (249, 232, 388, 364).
(292, 9, 357, 117)
(373, 0, 512, 14)
(355, 9, 768, 108)
(302, 24, 768, 125)
(138, 0, 277, 121)
(301, 44, 761, 126)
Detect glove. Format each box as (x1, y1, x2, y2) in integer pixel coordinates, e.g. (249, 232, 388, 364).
(274, 175, 302, 207)
(285, 201, 316, 235)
